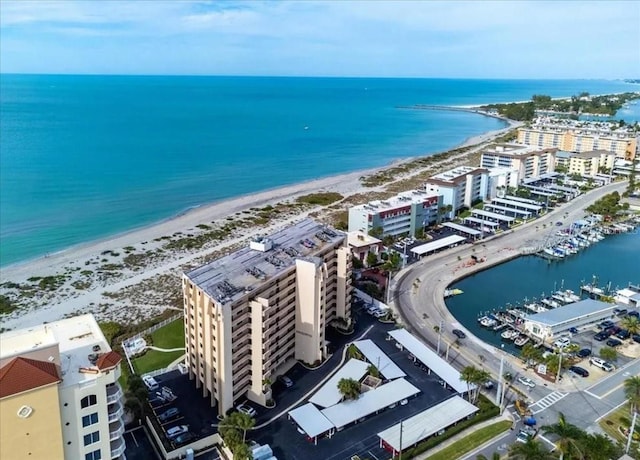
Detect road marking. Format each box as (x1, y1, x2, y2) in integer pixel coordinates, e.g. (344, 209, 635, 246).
(368, 450, 379, 460)
(537, 433, 557, 449)
(583, 390, 601, 400)
(529, 391, 568, 414)
(598, 382, 625, 399)
(594, 399, 629, 423)
(131, 431, 139, 447)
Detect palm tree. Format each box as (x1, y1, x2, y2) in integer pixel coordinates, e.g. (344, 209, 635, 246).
(460, 365, 491, 403)
(541, 412, 585, 460)
(507, 437, 556, 460)
(460, 366, 476, 402)
(577, 433, 621, 460)
(624, 375, 640, 415)
(337, 377, 361, 400)
(476, 453, 501, 460)
(231, 411, 256, 443)
(621, 316, 640, 335)
(232, 442, 253, 460)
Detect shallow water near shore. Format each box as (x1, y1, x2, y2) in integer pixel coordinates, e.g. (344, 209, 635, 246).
(1, 75, 637, 265)
(445, 231, 640, 354)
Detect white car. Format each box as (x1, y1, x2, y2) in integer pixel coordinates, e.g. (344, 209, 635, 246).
(553, 337, 571, 349)
(516, 430, 532, 444)
(237, 403, 256, 417)
(142, 375, 159, 391)
(517, 376, 536, 388)
(166, 425, 189, 439)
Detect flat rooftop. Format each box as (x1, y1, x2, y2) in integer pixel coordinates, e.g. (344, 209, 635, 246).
(428, 165, 488, 185)
(347, 231, 382, 248)
(524, 299, 615, 327)
(0, 314, 112, 387)
(185, 218, 344, 305)
(481, 143, 553, 157)
(350, 190, 439, 214)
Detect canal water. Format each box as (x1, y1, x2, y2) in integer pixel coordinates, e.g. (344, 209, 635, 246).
(445, 230, 640, 354)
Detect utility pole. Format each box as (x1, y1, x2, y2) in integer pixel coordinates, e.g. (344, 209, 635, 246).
(626, 411, 637, 455)
(386, 271, 391, 305)
(496, 345, 505, 406)
(556, 349, 563, 383)
(436, 320, 444, 355)
(398, 419, 404, 460)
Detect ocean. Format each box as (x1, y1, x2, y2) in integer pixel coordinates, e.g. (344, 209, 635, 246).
(445, 231, 640, 354)
(1, 75, 638, 266)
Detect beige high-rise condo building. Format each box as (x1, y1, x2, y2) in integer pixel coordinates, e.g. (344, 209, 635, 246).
(517, 126, 637, 160)
(183, 219, 353, 415)
(0, 314, 126, 460)
(480, 144, 557, 182)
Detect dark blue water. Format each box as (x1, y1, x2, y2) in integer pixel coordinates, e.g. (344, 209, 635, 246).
(445, 231, 640, 353)
(1, 75, 637, 265)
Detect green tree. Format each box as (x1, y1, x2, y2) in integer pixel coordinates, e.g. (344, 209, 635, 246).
(219, 411, 256, 451)
(541, 412, 585, 460)
(367, 364, 380, 378)
(337, 377, 361, 400)
(520, 343, 543, 363)
(460, 365, 491, 403)
(621, 316, 640, 335)
(624, 375, 640, 415)
(599, 346, 617, 362)
(369, 226, 383, 238)
(366, 251, 378, 267)
(507, 437, 556, 460)
(382, 251, 402, 272)
(233, 442, 253, 460)
(578, 432, 620, 460)
(99, 321, 122, 345)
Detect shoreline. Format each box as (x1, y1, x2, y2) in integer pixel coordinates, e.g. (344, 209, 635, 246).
(0, 118, 518, 330)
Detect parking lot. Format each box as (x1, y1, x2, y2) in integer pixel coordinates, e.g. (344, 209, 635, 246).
(124, 428, 160, 460)
(252, 310, 459, 460)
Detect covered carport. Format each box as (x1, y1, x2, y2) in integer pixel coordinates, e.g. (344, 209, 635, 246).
(483, 204, 532, 219)
(471, 209, 515, 227)
(442, 222, 482, 241)
(288, 403, 335, 445)
(492, 197, 543, 215)
(410, 235, 467, 258)
(463, 216, 500, 232)
(377, 396, 479, 456)
(504, 195, 545, 206)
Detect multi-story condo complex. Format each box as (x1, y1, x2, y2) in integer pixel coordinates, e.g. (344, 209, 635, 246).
(424, 166, 488, 218)
(0, 314, 126, 460)
(557, 150, 616, 177)
(183, 219, 352, 416)
(480, 144, 557, 182)
(517, 125, 637, 160)
(348, 190, 441, 237)
(486, 167, 519, 199)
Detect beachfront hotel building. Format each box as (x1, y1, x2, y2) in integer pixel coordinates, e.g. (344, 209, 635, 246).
(486, 167, 519, 199)
(424, 166, 489, 219)
(560, 150, 616, 177)
(347, 190, 442, 237)
(517, 126, 637, 160)
(0, 314, 126, 460)
(182, 218, 352, 415)
(480, 144, 557, 182)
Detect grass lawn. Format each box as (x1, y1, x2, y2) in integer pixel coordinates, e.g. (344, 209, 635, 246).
(599, 403, 638, 444)
(425, 420, 512, 460)
(132, 319, 185, 375)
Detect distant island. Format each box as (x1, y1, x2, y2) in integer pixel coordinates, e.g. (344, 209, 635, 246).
(623, 79, 640, 84)
(480, 91, 640, 121)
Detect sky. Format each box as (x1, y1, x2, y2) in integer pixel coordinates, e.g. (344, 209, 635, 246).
(1, 0, 639, 78)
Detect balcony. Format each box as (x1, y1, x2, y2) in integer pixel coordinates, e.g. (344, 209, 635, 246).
(110, 437, 126, 458)
(106, 384, 123, 405)
(108, 401, 124, 423)
(109, 419, 125, 441)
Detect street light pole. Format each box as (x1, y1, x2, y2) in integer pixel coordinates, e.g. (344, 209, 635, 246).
(437, 320, 444, 355)
(398, 419, 404, 460)
(496, 345, 504, 406)
(626, 411, 637, 455)
(556, 349, 563, 383)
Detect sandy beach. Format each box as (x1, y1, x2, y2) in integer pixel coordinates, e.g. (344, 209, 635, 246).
(0, 119, 519, 331)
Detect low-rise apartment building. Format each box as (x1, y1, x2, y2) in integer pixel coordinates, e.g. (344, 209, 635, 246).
(564, 150, 616, 177)
(182, 219, 352, 415)
(347, 231, 383, 266)
(0, 314, 126, 460)
(486, 167, 519, 199)
(517, 125, 637, 160)
(348, 190, 441, 237)
(424, 166, 488, 218)
(480, 144, 557, 182)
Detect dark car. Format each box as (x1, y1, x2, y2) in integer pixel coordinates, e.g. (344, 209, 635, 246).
(577, 348, 592, 358)
(633, 334, 640, 344)
(569, 366, 589, 377)
(555, 222, 563, 226)
(172, 432, 195, 446)
(568, 327, 578, 334)
(606, 338, 623, 347)
(628, 311, 640, 318)
(613, 308, 628, 316)
(594, 332, 609, 341)
(452, 329, 466, 339)
(278, 375, 294, 388)
(598, 320, 615, 330)
(158, 407, 180, 423)
(616, 329, 631, 340)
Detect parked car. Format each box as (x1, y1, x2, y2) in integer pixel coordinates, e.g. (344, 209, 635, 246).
(172, 432, 195, 446)
(627, 311, 640, 318)
(577, 348, 592, 358)
(605, 326, 621, 336)
(517, 376, 536, 388)
(158, 407, 180, 423)
(278, 375, 294, 388)
(590, 357, 614, 372)
(553, 337, 571, 349)
(143, 375, 160, 391)
(594, 332, 609, 341)
(569, 366, 589, 377)
(483, 380, 495, 390)
(616, 329, 631, 340)
(166, 425, 189, 439)
(598, 320, 615, 330)
(152, 386, 177, 403)
(452, 329, 466, 339)
(373, 310, 388, 318)
(568, 327, 578, 334)
(613, 308, 628, 316)
(237, 403, 257, 417)
(633, 334, 640, 344)
(516, 430, 532, 443)
(606, 337, 622, 347)
(555, 222, 563, 227)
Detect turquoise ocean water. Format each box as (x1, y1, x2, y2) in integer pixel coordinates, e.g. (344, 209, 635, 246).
(1, 75, 638, 266)
(445, 231, 640, 354)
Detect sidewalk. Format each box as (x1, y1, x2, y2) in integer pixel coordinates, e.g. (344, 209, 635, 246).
(413, 412, 513, 460)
